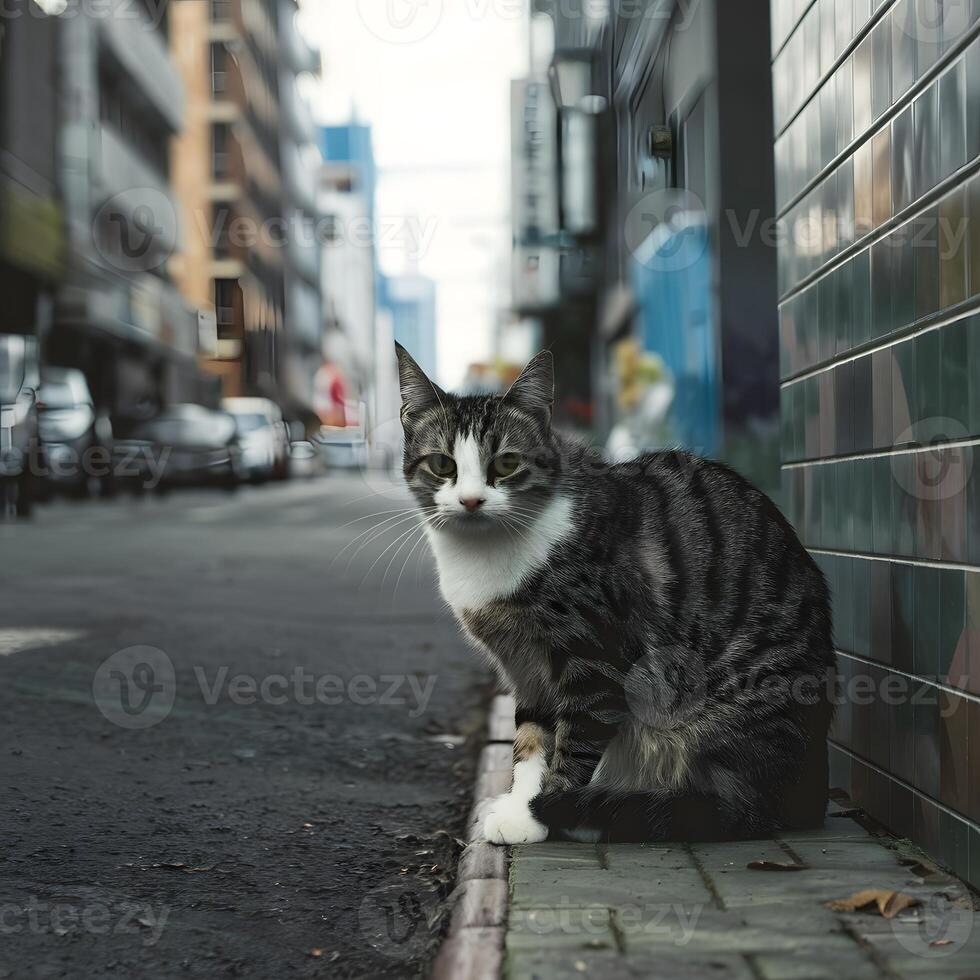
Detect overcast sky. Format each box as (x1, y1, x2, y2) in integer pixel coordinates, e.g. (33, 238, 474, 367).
(301, 0, 529, 387)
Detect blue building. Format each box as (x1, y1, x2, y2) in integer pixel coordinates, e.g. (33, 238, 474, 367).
(319, 124, 378, 226)
(380, 273, 437, 381)
(317, 123, 383, 418)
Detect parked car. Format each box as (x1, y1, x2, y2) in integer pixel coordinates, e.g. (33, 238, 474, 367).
(222, 397, 289, 482)
(317, 424, 369, 470)
(112, 404, 243, 492)
(0, 335, 40, 517)
(288, 439, 326, 478)
(37, 367, 112, 498)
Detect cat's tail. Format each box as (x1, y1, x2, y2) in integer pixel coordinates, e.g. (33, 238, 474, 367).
(528, 787, 739, 843)
(529, 786, 816, 843)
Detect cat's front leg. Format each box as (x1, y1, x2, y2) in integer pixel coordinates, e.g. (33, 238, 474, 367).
(524, 698, 623, 838)
(483, 720, 550, 845)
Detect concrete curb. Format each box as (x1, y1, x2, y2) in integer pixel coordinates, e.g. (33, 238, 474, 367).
(431, 695, 515, 980)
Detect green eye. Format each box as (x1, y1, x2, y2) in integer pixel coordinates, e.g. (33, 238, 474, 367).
(426, 453, 456, 478)
(491, 453, 522, 479)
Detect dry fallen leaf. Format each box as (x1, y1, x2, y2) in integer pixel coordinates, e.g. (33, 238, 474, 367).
(746, 860, 808, 872)
(309, 948, 322, 958)
(825, 889, 921, 919)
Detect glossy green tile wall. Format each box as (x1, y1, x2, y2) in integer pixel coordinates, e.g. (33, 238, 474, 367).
(772, 0, 980, 888)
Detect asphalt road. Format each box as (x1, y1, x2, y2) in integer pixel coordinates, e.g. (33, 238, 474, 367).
(0, 474, 490, 979)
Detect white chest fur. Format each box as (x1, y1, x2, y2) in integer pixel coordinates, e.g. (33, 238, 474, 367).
(426, 495, 575, 614)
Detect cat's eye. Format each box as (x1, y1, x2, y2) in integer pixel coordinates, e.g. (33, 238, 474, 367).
(491, 453, 522, 479)
(426, 453, 456, 479)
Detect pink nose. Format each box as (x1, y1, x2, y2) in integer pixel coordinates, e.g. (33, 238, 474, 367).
(460, 497, 485, 513)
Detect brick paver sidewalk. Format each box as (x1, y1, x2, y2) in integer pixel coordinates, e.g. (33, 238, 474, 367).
(506, 811, 980, 979)
(435, 697, 979, 979)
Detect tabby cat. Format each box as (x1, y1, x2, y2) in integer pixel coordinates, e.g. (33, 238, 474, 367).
(395, 343, 835, 845)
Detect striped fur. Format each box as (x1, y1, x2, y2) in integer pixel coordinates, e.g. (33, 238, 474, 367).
(395, 345, 836, 843)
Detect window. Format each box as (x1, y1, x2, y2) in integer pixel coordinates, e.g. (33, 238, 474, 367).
(210, 0, 232, 21)
(99, 68, 170, 177)
(212, 123, 230, 179)
(212, 207, 233, 258)
(320, 214, 340, 243)
(214, 279, 240, 339)
(210, 43, 227, 95)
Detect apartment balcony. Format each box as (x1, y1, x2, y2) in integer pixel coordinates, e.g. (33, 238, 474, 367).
(279, 74, 316, 146)
(57, 266, 199, 358)
(94, 124, 181, 266)
(286, 275, 322, 352)
(286, 209, 319, 286)
(282, 141, 317, 216)
(279, 0, 320, 75)
(98, 13, 184, 133)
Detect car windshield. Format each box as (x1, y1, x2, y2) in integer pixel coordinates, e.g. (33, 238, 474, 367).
(232, 413, 269, 434)
(139, 409, 235, 448)
(0, 339, 26, 403)
(39, 381, 79, 410)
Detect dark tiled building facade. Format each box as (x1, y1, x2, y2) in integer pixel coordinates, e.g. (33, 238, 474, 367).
(772, 0, 980, 888)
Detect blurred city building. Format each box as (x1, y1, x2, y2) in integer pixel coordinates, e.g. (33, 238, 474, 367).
(0, 0, 64, 346)
(318, 123, 380, 427)
(772, 0, 980, 891)
(277, 0, 323, 421)
(380, 272, 438, 381)
(46, 0, 214, 424)
(170, 0, 322, 423)
(516, 0, 779, 487)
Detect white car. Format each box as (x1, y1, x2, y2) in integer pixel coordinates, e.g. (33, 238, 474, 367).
(221, 397, 288, 482)
(317, 425, 369, 470)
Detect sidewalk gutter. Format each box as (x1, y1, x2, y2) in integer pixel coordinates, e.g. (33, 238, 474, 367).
(432, 695, 516, 980)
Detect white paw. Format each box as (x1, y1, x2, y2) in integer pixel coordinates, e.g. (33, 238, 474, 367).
(483, 794, 549, 845)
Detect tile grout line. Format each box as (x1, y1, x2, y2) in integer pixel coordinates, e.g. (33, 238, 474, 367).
(775, 20, 980, 223)
(808, 546, 980, 575)
(772, 0, 896, 137)
(834, 647, 980, 708)
(829, 739, 980, 835)
(769, 0, 821, 64)
(781, 432, 980, 466)
(684, 842, 727, 911)
(778, 300, 980, 388)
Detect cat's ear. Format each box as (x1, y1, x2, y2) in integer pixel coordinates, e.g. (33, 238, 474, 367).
(503, 350, 554, 424)
(395, 342, 446, 423)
